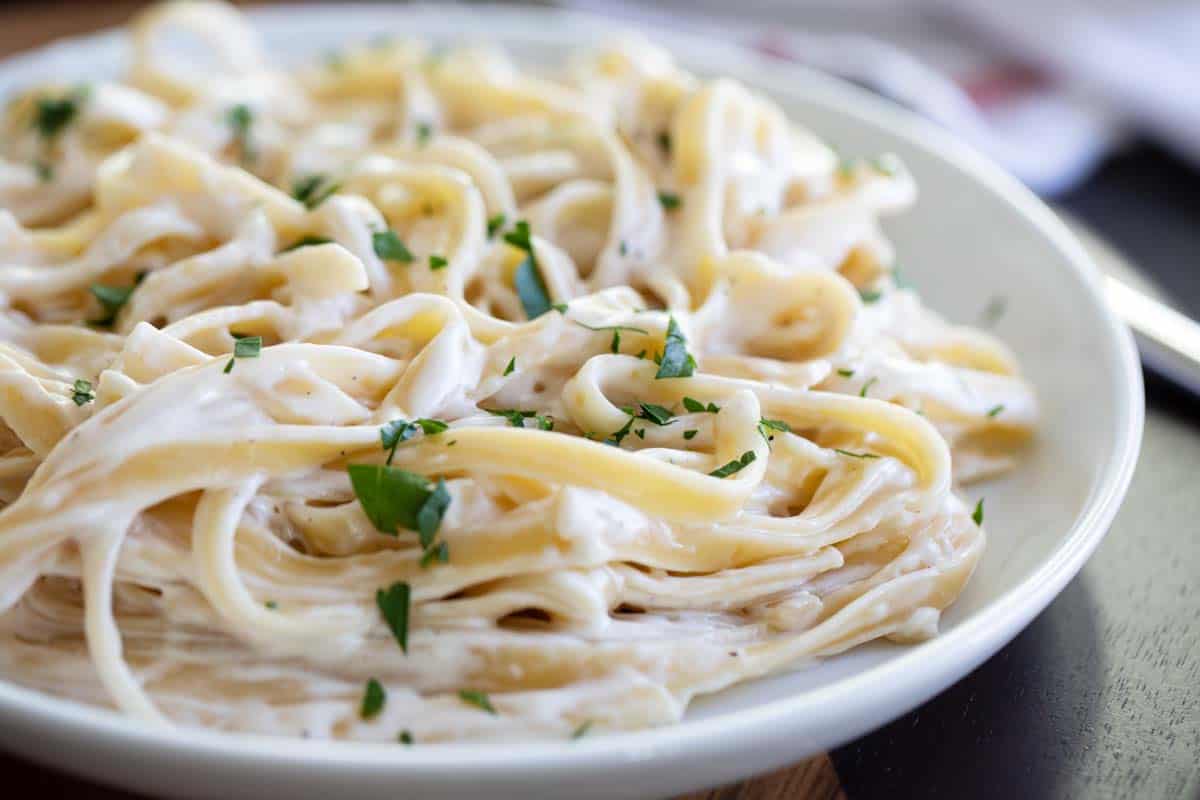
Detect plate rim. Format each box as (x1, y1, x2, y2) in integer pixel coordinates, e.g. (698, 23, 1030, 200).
(0, 0, 1144, 782)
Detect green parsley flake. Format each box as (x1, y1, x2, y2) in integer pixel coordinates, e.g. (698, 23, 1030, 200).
(71, 378, 95, 406)
(361, 678, 386, 719)
(415, 121, 433, 146)
(655, 317, 696, 379)
(657, 191, 682, 210)
(89, 282, 138, 327)
(458, 689, 497, 714)
(572, 720, 593, 739)
(859, 377, 877, 398)
(32, 86, 88, 141)
(972, 498, 984, 526)
(225, 103, 254, 165)
(606, 415, 635, 447)
(373, 230, 414, 263)
(758, 418, 791, 441)
(487, 408, 553, 430)
(281, 235, 334, 252)
(503, 356, 516, 376)
(223, 335, 261, 373)
(265, 600, 278, 610)
(611, 330, 620, 353)
(505, 221, 555, 319)
(348, 465, 450, 544)
(419, 540, 449, 568)
(986, 404, 1005, 418)
(375, 581, 411, 652)
(657, 130, 671, 155)
(486, 213, 506, 238)
(429, 254, 448, 270)
(34, 160, 53, 182)
(837, 368, 855, 378)
(398, 730, 414, 745)
(292, 173, 340, 209)
(859, 288, 882, 304)
(834, 449, 879, 459)
(415, 478, 451, 549)
(683, 429, 698, 440)
(636, 403, 674, 426)
(380, 418, 448, 464)
(709, 450, 757, 478)
(979, 296, 1007, 327)
(681, 396, 719, 414)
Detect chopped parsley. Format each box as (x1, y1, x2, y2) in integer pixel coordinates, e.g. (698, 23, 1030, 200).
(486, 213, 506, 238)
(605, 415, 634, 447)
(89, 281, 138, 327)
(361, 678, 386, 719)
(372, 230, 414, 263)
(415, 121, 433, 146)
(634, 428, 646, 440)
(636, 403, 674, 426)
(859, 288, 882, 304)
(610, 330, 620, 353)
(223, 335, 261, 373)
(657, 130, 671, 155)
(487, 408, 553, 431)
(682, 396, 719, 414)
(380, 418, 448, 464)
(281, 235, 334, 252)
(979, 295, 1007, 327)
(972, 498, 984, 526)
(504, 221, 554, 319)
(859, 377, 877, 398)
(986, 404, 1005, 418)
(71, 378, 95, 406)
(398, 730, 414, 745)
(292, 173, 340, 209)
(709, 450, 757, 478)
(758, 418, 790, 442)
(429, 254, 448, 270)
(375, 581, 411, 652)
(225, 103, 254, 165)
(348, 465, 451, 547)
(836, 368, 855, 378)
(419, 540, 449, 568)
(618, 240, 628, 256)
(458, 689, 496, 714)
(33, 160, 53, 182)
(654, 316, 696, 379)
(657, 191, 682, 210)
(572, 720, 593, 739)
(683, 429, 698, 440)
(503, 356, 516, 376)
(32, 86, 88, 141)
(834, 449, 879, 459)
(265, 600, 278, 610)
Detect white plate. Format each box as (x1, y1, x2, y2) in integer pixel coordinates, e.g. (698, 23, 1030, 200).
(0, 5, 1143, 799)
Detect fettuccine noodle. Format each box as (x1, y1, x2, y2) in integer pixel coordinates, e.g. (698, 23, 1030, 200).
(0, 1, 1035, 742)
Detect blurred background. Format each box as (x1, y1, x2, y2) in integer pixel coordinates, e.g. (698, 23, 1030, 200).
(1, 0, 1196, 319)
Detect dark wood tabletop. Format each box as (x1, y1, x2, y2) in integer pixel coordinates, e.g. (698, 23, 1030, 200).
(1, 3, 1198, 799)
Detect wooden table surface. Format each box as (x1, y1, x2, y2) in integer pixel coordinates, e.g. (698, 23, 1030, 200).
(2, 3, 1198, 800)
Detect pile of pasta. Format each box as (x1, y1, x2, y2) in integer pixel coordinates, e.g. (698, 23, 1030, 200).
(0, 1, 1035, 741)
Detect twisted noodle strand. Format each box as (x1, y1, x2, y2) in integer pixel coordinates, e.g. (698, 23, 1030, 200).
(0, 1, 1035, 741)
